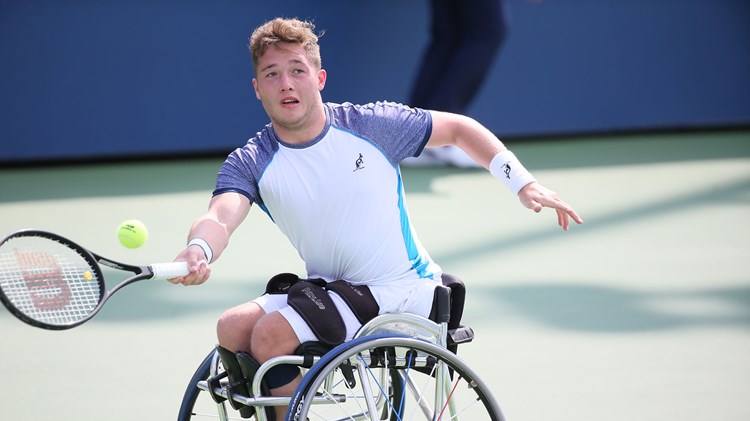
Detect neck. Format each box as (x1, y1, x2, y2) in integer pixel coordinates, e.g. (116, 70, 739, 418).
(273, 103, 327, 144)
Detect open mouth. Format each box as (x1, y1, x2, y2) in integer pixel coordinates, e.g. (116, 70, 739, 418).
(281, 98, 299, 105)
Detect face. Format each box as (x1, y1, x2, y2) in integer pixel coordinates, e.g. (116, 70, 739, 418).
(252, 43, 327, 140)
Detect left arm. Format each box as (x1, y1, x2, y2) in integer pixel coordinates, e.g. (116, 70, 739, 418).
(426, 111, 504, 168)
(427, 111, 584, 230)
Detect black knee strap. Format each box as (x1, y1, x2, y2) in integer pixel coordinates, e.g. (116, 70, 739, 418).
(326, 280, 380, 324)
(287, 279, 346, 347)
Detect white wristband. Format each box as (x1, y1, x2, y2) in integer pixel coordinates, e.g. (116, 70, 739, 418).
(489, 150, 537, 195)
(187, 238, 213, 263)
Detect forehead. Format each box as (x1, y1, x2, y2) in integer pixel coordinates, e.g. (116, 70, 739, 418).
(256, 43, 312, 70)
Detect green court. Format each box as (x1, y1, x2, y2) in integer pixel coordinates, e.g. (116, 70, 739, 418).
(1, 130, 748, 420)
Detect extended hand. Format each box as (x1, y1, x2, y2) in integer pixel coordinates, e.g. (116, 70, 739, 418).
(518, 182, 584, 231)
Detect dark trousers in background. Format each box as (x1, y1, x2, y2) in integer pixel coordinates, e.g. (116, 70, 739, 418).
(410, 0, 506, 114)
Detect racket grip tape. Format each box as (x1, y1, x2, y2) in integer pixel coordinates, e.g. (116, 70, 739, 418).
(150, 262, 191, 279)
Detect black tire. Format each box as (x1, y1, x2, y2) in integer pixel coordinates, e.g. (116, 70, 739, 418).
(177, 349, 229, 421)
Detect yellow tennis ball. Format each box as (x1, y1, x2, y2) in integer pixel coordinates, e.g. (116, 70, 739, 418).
(117, 219, 148, 249)
(83, 271, 93, 281)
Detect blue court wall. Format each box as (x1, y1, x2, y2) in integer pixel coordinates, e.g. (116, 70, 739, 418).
(1, 0, 748, 163)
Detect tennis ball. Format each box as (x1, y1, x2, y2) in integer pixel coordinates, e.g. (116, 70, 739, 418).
(117, 219, 148, 249)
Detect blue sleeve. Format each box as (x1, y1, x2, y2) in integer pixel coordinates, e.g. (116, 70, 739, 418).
(329, 102, 433, 165)
(214, 152, 257, 203)
(213, 128, 277, 205)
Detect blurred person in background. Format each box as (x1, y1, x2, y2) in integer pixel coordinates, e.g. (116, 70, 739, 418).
(404, 0, 507, 167)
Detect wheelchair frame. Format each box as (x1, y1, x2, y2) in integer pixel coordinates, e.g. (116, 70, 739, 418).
(177, 278, 505, 421)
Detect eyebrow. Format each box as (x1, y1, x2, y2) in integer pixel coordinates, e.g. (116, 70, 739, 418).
(259, 59, 306, 73)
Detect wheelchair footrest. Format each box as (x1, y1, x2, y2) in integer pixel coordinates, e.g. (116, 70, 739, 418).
(215, 346, 258, 419)
(236, 351, 277, 421)
(206, 371, 228, 404)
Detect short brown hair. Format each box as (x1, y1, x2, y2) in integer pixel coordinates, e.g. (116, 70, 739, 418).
(249, 18, 322, 71)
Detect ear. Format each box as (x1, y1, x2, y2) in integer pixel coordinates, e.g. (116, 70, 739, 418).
(317, 69, 327, 91)
(252, 78, 261, 100)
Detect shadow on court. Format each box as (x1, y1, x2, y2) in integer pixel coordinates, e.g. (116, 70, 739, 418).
(431, 174, 750, 266)
(481, 283, 750, 332)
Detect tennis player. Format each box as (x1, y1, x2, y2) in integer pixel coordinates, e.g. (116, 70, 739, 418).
(169, 17, 583, 419)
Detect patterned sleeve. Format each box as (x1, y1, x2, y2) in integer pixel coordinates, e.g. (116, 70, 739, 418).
(213, 130, 276, 204)
(331, 102, 433, 165)
(213, 149, 258, 203)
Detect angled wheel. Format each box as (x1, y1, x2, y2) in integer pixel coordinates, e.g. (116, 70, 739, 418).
(286, 335, 504, 421)
(177, 349, 231, 421)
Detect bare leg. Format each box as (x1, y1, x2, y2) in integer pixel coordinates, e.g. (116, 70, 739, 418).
(269, 376, 302, 420)
(252, 311, 303, 420)
(216, 301, 266, 352)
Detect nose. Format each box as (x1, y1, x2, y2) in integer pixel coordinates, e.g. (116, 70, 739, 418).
(280, 73, 294, 92)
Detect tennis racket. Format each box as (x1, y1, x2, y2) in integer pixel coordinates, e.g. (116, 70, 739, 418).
(0, 229, 190, 330)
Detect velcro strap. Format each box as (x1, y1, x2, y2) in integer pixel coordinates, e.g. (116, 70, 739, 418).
(287, 280, 346, 347)
(326, 280, 380, 324)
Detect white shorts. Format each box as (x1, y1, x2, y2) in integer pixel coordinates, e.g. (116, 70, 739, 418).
(251, 278, 441, 344)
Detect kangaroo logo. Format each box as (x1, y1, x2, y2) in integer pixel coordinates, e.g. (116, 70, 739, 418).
(501, 162, 512, 179)
(353, 153, 365, 172)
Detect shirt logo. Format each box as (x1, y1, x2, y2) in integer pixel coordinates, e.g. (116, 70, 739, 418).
(501, 162, 512, 179)
(353, 153, 365, 172)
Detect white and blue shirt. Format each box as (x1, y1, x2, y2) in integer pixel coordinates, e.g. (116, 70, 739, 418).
(214, 101, 442, 293)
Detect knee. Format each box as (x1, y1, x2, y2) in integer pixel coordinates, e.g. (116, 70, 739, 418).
(251, 314, 299, 363)
(216, 306, 259, 352)
(216, 311, 235, 344)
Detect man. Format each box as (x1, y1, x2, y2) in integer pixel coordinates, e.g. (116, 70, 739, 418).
(169, 17, 582, 419)
(405, 0, 506, 167)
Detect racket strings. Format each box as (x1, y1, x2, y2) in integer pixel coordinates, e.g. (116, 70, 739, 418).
(0, 237, 102, 326)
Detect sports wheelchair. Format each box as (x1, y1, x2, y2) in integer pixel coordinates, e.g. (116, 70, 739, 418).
(177, 274, 505, 421)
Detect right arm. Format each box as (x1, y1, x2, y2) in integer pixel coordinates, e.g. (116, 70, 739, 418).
(168, 192, 251, 286)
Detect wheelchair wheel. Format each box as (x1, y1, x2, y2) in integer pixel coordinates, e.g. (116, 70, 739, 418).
(286, 335, 504, 421)
(177, 348, 231, 421)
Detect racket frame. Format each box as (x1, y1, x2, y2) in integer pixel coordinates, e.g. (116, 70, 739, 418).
(0, 229, 170, 330)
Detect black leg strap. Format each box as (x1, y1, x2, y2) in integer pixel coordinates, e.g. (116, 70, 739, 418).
(326, 280, 380, 324)
(287, 280, 347, 347)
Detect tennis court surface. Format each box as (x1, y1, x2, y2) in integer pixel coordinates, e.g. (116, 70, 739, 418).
(1, 130, 748, 420)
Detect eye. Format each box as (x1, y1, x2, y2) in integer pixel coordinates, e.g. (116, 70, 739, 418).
(293, 68, 305, 74)
(265, 71, 277, 78)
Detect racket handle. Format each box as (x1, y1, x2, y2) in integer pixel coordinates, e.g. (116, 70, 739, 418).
(150, 261, 190, 279)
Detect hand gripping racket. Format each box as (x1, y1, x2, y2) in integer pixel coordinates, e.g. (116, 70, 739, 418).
(0, 229, 189, 330)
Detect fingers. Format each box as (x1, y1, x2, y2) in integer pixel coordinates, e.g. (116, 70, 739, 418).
(550, 198, 582, 230)
(173, 260, 211, 286)
(168, 250, 212, 286)
(557, 208, 567, 230)
(554, 199, 584, 227)
(568, 208, 584, 225)
(519, 183, 584, 230)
